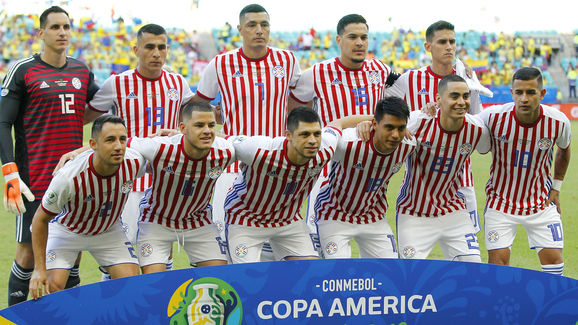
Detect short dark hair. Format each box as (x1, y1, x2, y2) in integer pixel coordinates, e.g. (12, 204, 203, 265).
(181, 101, 214, 122)
(425, 20, 454, 42)
(239, 4, 268, 23)
(337, 14, 368, 35)
(374, 97, 410, 122)
(512, 67, 543, 88)
(438, 74, 467, 94)
(92, 115, 126, 138)
(39, 6, 69, 29)
(137, 24, 167, 41)
(287, 107, 321, 133)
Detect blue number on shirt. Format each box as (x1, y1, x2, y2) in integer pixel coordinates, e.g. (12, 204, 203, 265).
(283, 182, 298, 195)
(465, 233, 479, 250)
(99, 201, 112, 217)
(351, 87, 368, 106)
(365, 177, 385, 193)
(255, 82, 264, 101)
(145, 106, 165, 126)
(181, 179, 196, 196)
(124, 241, 137, 258)
(547, 223, 563, 241)
(513, 150, 532, 168)
(430, 156, 454, 174)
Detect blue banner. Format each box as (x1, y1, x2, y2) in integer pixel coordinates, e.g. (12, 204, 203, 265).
(1, 259, 577, 324)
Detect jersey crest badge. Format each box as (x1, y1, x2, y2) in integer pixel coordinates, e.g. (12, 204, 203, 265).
(46, 250, 56, 262)
(402, 246, 416, 258)
(72, 77, 81, 89)
(1, 88, 8, 96)
(417, 88, 428, 95)
(369, 71, 381, 84)
(167, 88, 179, 101)
(331, 78, 342, 85)
(272, 65, 286, 78)
(162, 166, 175, 174)
(459, 143, 473, 155)
(83, 194, 95, 202)
(421, 141, 432, 148)
(266, 171, 279, 178)
(234, 244, 248, 257)
(208, 166, 223, 179)
(121, 180, 134, 194)
(487, 230, 499, 243)
(232, 71, 243, 78)
(325, 241, 338, 255)
(140, 243, 153, 257)
(392, 162, 403, 173)
(538, 138, 552, 150)
(353, 162, 364, 170)
(307, 166, 322, 177)
(40, 81, 50, 89)
(498, 135, 508, 143)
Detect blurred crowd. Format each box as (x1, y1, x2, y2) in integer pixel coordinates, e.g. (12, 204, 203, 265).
(1, 12, 575, 90)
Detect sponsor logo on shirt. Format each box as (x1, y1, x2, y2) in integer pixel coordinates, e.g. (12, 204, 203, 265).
(232, 71, 243, 78)
(83, 194, 95, 202)
(40, 81, 50, 89)
(421, 141, 432, 148)
(167, 88, 179, 101)
(272, 65, 286, 78)
(127, 92, 137, 99)
(498, 135, 508, 143)
(55, 79, 68, 87)
(72, 77, 81, 89)
(331, 78, 342, 85)
(266, 171, 279, 178)
(537, 138, 552, 150)
(459, 143, 473, 155)
(369, 71, 381, 84)
(353, 162, 364, 170)
(417, 88, 428, 95)
(121, 180, 134, 194)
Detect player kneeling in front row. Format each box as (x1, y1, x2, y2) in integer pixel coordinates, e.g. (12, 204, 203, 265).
(396, 75, 490, 262)
(129, 101, 231, 273)
(224, 107, 373, 263)
(315, 97, 415, 258)
(29, 115, 145, 299)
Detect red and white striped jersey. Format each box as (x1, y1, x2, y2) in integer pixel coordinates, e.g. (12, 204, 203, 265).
(40, 149, 145, 235)
(479, 103, 571, 215)
(88, 69, 194, 191)
(128, 135, 236, 229)
(290, 58, 391, 126)
(196, 47, 300, 138)
(315, 128, 415, 224)
(224, 127, 342, 227)
(386, 65, 481, 187)
(397, 111, 490, 217)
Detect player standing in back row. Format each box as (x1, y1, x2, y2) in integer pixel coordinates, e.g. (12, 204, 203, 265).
(0, 6, 100, 305)
(479, 67, 571, 275)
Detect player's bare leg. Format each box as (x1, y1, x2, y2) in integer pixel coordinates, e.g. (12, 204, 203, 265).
(46, 269, 71, 293)
(488, 248, 510, 265)
(141, 264, 167, 274)
(197, 260, 227, 267)
(284, 256, 320, 261)
(106, 263, 139, 279)
(537, 248, 563, 264)
(15, 243, 34, 269)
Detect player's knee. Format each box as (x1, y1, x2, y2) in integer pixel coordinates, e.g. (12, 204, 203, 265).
(15, 244, 35, 268)
(454, 254, 481, 263)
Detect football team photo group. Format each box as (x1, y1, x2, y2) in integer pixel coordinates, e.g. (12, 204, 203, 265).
(0, 3, 572, 306)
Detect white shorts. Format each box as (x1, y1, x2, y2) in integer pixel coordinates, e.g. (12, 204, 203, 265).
(120, 191, 145, 244)
(484, 205, 564, 251)
(136, 222, 227, 267)
(317, 218, 397, 259)
(397, 209, 481, 261)
(212, 172, 237, 240)
(458, 186, 480, 233)
(226, 221, 318, 264)
(46, 221, 137, 270)
(305, 174, 325, 234)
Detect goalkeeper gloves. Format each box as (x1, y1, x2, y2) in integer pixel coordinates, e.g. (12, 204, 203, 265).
(2, 163, 35, 215)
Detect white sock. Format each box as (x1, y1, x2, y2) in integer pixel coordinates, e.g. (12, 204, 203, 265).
(166, 258, 174, 271)
(542, 263, 564, 276)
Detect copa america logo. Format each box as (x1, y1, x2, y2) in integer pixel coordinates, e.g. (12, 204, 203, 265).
(459, 143, 473, 155)
(140, 243, 153, 257)
(402, 246, 416, 258)
(487, 230, 500, 243)
(167, 88, 180, 101)
(537, 138, 552, 151)
(325, 242, 338, 255)
(368, 71, 381, 84)
(272, 65, 285, 78)
(235, 244, 248, 257)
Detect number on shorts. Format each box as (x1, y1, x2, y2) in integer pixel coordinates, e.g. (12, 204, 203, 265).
(387, 234, 397, 253)
(465, 233, 479, 250)
(124, 241, 137, 258)
(547, 223, 563, 242)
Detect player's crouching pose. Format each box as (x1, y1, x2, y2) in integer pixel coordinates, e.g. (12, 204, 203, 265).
(315, 97, 415, 258)
(29, 115, 145, 299)
(224, 107, 373, 263)
(129, 101, 232, 273)
(396, 75, 490, 262)
(479, 67, 571, 275)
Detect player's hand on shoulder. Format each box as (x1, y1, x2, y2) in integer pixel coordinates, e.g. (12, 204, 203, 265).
(356, 121, 373, 142)
(421, 102, 438, 117)
(29, 269, 50, 300)
(54, 147, 89, 175)
(404, 128, 414, 140)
